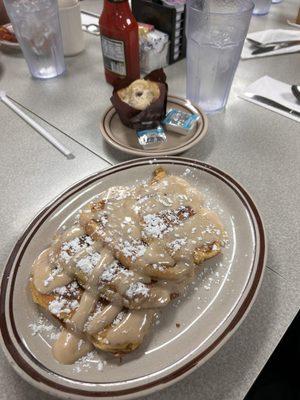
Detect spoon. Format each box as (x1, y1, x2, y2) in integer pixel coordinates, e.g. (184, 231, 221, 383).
(291, 85, 300, 102)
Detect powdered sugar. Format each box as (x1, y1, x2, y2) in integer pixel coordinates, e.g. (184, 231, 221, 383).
(73, 351, 107, 373)
(29, 315, 53, 336)
(44, 265, 63, 287)
(125, 282, 150, 299)
(48, 282, 80, 316)
(152, 263, 166, 271)
(52, 286, 68, 296)
(60, 235, 93, 263)
(168, 238, 187, 252)
(101, 261, 133, 283)
(29, 314, 61, 342)
(53, 281, 80, 297)
(48, 298, 79, 316)
(182, 168, 191, 176)
(76, 252, 101, 275)
(117, 239, 147, 261)
(142, 214, 169, 238)
(142, 206, 194, 239)
(112, 311, 126, 326)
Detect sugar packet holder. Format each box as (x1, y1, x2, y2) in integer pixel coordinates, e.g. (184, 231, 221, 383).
(162, 108, 199, 135)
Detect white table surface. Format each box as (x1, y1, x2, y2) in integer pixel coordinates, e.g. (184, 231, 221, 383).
(0, 0, 300, 399)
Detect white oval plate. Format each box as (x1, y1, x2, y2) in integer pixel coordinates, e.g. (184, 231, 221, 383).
(0, 157, 266, 399)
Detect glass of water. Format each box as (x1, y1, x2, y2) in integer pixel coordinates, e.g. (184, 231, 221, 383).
(253, 0, 272, 15)
(186, 0, 253, 113)
(4, 0, 65, 79)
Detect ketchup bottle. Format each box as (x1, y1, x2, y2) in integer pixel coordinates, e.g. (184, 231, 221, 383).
(99, 0, 140, 86)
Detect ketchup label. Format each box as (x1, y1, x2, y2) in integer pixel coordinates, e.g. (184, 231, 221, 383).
(101, 35, 126, 76)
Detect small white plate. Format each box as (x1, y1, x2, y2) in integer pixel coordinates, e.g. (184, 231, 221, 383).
(100, 95, 208, 157)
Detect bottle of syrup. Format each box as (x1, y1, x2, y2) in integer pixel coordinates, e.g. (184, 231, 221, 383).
(99, 0, 140, 86)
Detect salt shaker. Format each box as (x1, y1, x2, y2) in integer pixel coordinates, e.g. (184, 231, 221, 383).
(58, 0, 85, 56)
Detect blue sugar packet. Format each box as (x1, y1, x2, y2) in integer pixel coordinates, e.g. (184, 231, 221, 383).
(136, 125, 167, 148)
(162, 108, 199, 135)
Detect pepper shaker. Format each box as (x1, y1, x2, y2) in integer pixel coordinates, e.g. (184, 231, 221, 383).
(58, 0, 85, 56)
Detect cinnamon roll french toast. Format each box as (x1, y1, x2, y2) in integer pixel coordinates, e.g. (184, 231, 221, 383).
(30, 167, 227, 364)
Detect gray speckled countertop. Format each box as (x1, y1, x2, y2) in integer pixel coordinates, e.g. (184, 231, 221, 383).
(0, 0, 300, 399)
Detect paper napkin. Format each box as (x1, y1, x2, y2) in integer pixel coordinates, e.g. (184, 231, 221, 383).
(241, 29, 300, 59)
(239, 75, 300, 122)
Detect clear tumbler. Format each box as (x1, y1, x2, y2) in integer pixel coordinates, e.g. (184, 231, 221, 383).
(4, 0, 65, 79)
(253, 0, 272, 15)
(186, 0, 254, 113)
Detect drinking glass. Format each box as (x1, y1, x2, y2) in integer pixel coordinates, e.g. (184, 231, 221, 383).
(186, 0, 254, 113)
(4, 0, 65, 79)
(252, 0, 272, 15)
